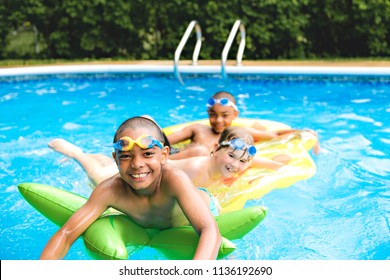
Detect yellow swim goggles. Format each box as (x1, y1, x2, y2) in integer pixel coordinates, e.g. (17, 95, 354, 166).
(113, 135, 164, 151)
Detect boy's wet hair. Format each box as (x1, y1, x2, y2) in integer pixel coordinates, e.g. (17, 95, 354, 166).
(113, 116, 165, 143)
(218, 126, 254, 145)
(211, 91, 237, 105)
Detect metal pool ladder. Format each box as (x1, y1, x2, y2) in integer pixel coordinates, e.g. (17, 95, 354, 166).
(221, 20, 246, 80)
(173, 20, 202, 85)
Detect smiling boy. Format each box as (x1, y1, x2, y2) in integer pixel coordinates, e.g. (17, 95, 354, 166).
(167, 91, 319, 159)
(167, 91, 239, 159)
(40, 116, 221, 260)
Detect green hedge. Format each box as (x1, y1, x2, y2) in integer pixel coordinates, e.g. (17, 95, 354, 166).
(1, 0, 390, 60)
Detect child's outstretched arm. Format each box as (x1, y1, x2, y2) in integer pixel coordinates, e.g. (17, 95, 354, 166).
(168, 168, 221, 260)
(40, 183, 111, 259)
(276, 129, 321, 155)
(246, 126, 298, 141)
(166, 124, 196, 145)
(247, 127, 321, 155)
(250, 154, 291, 170)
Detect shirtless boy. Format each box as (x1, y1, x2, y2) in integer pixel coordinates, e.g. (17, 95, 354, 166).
(40, 116, 221, 260)
(167, 91, 320, 159)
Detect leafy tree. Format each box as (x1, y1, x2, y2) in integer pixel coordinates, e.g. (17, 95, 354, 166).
(1, 0, 389, 59)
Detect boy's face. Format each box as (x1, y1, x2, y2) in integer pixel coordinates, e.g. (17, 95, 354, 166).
(207, 104, 238, 134)
(112, 127, 169, 192)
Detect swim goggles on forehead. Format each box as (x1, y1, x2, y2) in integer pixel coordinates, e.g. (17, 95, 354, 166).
(206, 97, 238, 111)
(220, 138, 257, 157)
(113, 135, 163, 151)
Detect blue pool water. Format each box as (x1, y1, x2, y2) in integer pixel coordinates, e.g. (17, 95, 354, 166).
(1, 69, 389, 260)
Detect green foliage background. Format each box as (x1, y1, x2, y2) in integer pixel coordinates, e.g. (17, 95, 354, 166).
(1, 0, 389, 60)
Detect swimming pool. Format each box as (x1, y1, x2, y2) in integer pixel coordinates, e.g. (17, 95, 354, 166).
(1, 64, 389, 260)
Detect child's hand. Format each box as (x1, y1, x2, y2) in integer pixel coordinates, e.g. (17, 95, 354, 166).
(251, 121, 267, 131)
(313, 140, 321, 155)
(304, 129, 320, 155)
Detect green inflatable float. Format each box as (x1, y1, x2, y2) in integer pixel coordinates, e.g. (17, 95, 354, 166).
(18, 182, 267, 260)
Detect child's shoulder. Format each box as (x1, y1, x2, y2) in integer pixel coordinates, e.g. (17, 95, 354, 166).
(162, 162, 182, 176)
(95, 174, 126, 193)
(188, 122, 210, 131)
(161, 163, 191, 186)
(88, 174, 128, 206)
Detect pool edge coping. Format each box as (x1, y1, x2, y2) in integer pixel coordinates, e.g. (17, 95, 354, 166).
(1, 64, 390, 77)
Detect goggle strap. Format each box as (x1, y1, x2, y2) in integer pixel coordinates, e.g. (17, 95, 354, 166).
(206, 98, 238, 111)
(220, 139, 257, 156)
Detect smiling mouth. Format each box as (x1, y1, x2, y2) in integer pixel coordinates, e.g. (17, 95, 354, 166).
(225, 165, 237, 173)
(130, 172, 149, 179)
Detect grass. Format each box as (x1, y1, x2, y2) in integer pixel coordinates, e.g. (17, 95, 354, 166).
(2, 58, 390, 68)
(2, 30, 390, 68)
(0, 58, 126, 67)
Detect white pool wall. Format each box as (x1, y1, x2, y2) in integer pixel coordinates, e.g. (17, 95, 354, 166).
(1, 64, 390, 77)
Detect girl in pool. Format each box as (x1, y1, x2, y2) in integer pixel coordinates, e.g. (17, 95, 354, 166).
(48, 126, 290, 188)
(168, 126, 290, 188)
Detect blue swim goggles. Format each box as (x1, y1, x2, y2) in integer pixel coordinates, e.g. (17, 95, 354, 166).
(220, 138, 257, 157)
(113, 135, 163, 151)
(206, 98, 238, 111)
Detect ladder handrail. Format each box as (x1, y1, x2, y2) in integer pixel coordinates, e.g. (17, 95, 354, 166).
(174, 20, 202, 85)
(221, 20, 246, 80)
